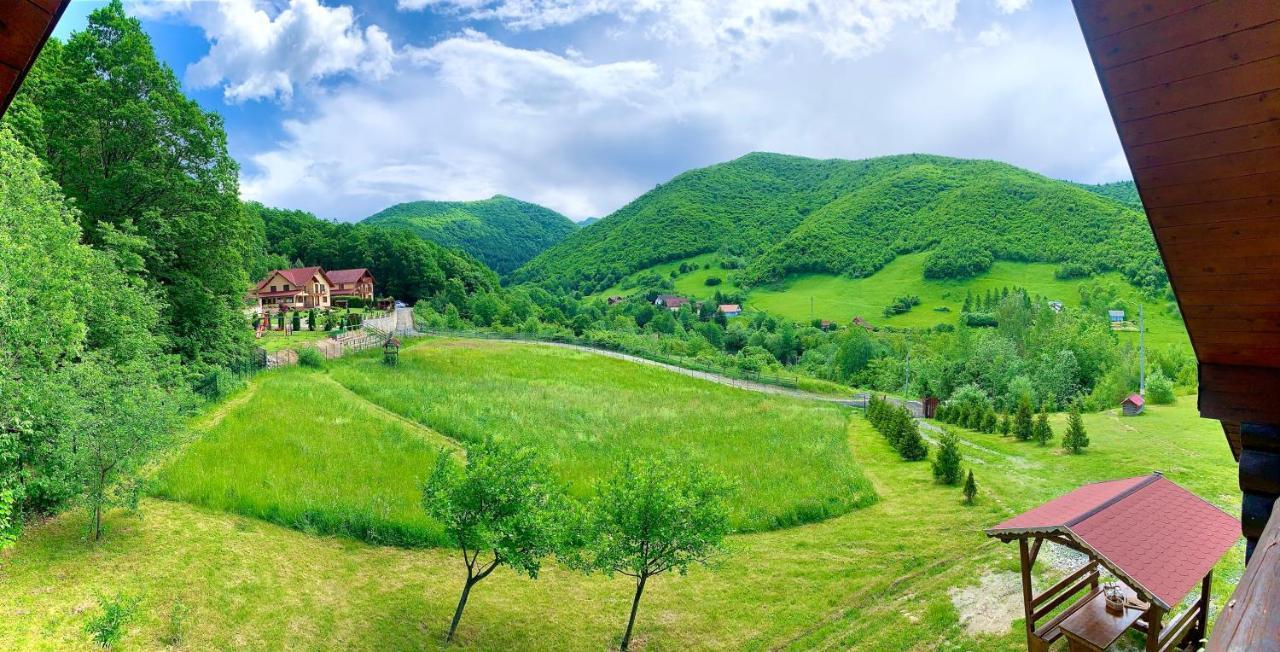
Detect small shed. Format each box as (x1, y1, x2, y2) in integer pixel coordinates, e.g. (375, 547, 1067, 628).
(1122, 393, 1145, 416)
(718, 304, 741, 317)
(1048, 300, 1064, 313)
(1109, 310, 1126, 323)
(607, 295, 624, 305)
(987, 473, 1238, 652)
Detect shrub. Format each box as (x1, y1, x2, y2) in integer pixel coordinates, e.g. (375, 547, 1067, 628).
(1146, 368, 1175, 404)
(161, 601, 189, 648)
(931, 430, 963, 485)
(704, 276, 723, 286)
(963, 313, 998, 327)
(1062, 403, 1089, 454)
(963, 470, 977, 505)
(307, 308, 317, 331)
(84, 592, 138, 648)
(291, 312, 301, 332)
(297, 347, 325, 369)
(1033, 407, 1053, 445)
(1013, 396, 1034, 441)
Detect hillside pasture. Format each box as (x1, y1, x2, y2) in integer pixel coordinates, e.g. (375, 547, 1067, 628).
(0, 386, 1239, 650)
(152, 367, 456, 548)
(328, 339, 875, 532)
(747, 252, 1190, 350)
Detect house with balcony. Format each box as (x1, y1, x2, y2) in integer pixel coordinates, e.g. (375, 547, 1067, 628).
(251, 267, 332, 312)
(327, 268, 375, 302)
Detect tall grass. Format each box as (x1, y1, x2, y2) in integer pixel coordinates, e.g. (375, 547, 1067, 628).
(329, 339, 877, 532)
(153, 367, 449, 547)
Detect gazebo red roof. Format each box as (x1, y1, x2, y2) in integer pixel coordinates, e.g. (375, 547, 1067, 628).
(987, 473, 1238, 609)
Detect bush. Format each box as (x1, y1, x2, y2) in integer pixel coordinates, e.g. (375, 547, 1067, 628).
(84, 592, 138, 648)
(883, 295, 921, 316)
(1033, 407, 1053, 445)
(1062, 402, 1089, 454)
(963, 470, 977, 505)
(291, 312, 301, 332)
(1054, 262, 1093, 280)
(1146, 368, 1175, 404)
(932, 430, 963, 484)
(963, 313, 998, 327)
(297, 347, 325, 369)
(704, 276, 723, 286)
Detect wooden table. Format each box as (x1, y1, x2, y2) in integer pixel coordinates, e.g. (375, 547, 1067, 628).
(1059, 587, 1146, 651)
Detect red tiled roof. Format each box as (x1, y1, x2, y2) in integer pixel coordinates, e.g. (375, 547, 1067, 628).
(327, 268, 372, 284)
(656, 295, 688, 306)
(255, 290, 307, 298)
(255, 267, 327, 291)
(987, 474, 1239, 609)
(1123, 393, 1145, 408)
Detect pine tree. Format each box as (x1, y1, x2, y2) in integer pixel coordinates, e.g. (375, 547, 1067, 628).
(1062, 402, 1090, 454)
(982, 409, 997, 433)
(963, 470, 977, 505)
(998, 413, 1011, 436)
(1033, 406, 1053, 445)
(1013, 396, 1034, 441)
(932, 430, 963, 484)
(898, 418, 929, 461)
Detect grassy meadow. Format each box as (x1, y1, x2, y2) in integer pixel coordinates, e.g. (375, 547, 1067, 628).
(152, 367, 458, 547)
(328, 339, 875, 532)
(0, 361, 1239, 650)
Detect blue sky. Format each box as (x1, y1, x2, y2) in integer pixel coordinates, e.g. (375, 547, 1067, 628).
(55, 0, 1129, 222)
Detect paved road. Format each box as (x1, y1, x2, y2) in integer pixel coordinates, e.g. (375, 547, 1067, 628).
(363, 306, 417, 337)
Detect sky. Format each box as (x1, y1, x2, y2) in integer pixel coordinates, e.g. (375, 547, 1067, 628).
(54, 0, 1131, 222)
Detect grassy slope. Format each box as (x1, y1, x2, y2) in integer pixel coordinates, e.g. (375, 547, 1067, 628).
(152, 367, 456, 547)
(328, 339, 874, 532)
(0, 386, 1237, 650)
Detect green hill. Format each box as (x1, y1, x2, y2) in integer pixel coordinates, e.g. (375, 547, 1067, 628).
(511, 153, 1165, 295)
(362, 195, 576, 274)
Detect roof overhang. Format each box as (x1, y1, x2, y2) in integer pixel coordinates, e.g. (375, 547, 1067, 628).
(0, 1, 72, 118)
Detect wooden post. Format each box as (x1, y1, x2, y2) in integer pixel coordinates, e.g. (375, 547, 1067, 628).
(1239, 423, 1280, 562)
(1145, 606, 1165, 652)
(1193, 571, 1212, 646)
(1018, 537, 1037, 649)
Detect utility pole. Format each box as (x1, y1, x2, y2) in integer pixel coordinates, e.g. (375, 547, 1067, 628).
(810, 296, 814, 323)
(1139, 304, 1146, 396)
(903, 333, 911, 397)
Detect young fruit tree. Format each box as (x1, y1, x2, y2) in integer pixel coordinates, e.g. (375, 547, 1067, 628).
(1062, 403, 1090, 454)
(576, 456, 732, 651)
(421, 438, 564, 643)
(931, 430, 963, 485)
(963, 470, 977, 505)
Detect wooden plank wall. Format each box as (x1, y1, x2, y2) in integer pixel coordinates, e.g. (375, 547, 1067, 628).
(1072, 0, 1280, 424)
(0, 0, 70, 117)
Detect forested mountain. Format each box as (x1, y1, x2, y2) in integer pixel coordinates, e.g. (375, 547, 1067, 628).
(577, 217, 601, 227)
(512, 153, 1165, 295)
(361, 195, 576, 274)
(250, 203, 499, 304)
(1075, 180, 1142, 207)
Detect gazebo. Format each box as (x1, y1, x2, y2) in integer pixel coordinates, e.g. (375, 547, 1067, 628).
(987, 473, 1238, 652)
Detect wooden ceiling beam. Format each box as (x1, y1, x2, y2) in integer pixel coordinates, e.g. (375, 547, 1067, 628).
(0, 0, 72, 118)
(1073, 0, 1217, 40)
(1090, 0, 1280, 69)
(1104, 21, 1280, 96)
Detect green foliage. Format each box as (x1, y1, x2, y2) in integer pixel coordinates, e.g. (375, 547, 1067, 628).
(160, 601, 189, 648)
(1062, 403, 1090, 454)
(1032, 407, 1053, 446)
(931, 431, 963, 485)
(362, 196, 576, 274)
(1075, 180, 1141, 208)
(248, 202, 499, 306)
(866, 397, 928, 461)
(962, 470, 977, 505)
(84, 592, 138, 648)
(12, 1, 255, 368)
(1146, 368, 1175, 405)
(704, 276, 723, 286)
(514, 153, 1165, 297)
(1013, 396, 1034, 441)
(296, 347, 325, 369)
(422, 438, 565, 642)
(882, 294, 921, 317)
(575, 455, 732, 651)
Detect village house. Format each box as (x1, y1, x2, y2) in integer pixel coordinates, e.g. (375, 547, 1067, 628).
(327, 268, 376, 302)
(718, 304, 741, 317)
(607, 295, 624, 305)
(654, 295, 689, 311)
(252, 267, 333, 312)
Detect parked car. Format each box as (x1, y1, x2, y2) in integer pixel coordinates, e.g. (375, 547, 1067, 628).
(394, 300, 406, 308)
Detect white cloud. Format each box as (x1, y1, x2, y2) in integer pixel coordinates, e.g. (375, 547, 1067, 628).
(142, 0, 395, 103)
(240, 5, 1126, 222)
(995, 0, 1031, 13)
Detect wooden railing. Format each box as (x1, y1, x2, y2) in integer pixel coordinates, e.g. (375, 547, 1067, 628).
(1207, 500, 1280, 650)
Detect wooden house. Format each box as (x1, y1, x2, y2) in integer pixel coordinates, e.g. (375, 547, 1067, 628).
(718, 304, 741, 317)
(1121, 394, 1145, 417)
(252, 267, 332, 312)
(327, 268, 375, 302)
(607, 295, 624, 305)
(654, 295, 689, 311)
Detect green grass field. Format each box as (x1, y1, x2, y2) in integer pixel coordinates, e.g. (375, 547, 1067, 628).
(593, 251, 1191, 352)
(328, 339, 875, 532)
(0, 363, 1239, 650)
(152, 367, 458, 547)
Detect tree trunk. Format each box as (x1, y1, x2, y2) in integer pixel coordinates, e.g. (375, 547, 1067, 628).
(93, 501, 102, 541)
(446, 578, 474, 643)
(620, 574, 647, 651)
